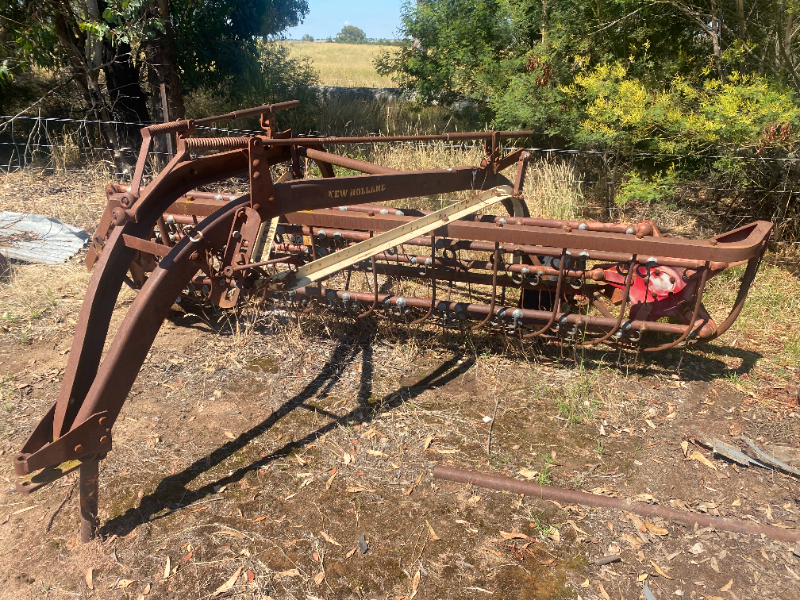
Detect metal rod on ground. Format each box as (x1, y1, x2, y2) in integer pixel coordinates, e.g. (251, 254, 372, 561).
(79, 460, 100, 543)
(432, 465, 800, 543)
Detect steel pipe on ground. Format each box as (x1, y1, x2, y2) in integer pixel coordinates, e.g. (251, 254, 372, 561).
(433, 465, 800, 543)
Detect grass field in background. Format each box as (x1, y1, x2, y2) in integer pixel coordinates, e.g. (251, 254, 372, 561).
(285, 41, 398, 88)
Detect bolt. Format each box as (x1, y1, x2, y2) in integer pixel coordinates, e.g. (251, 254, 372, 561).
(252, 204, 260, 211)
(99, 436, 108, 444)
(232, 231, 242, 239)
(74, 445, 83, 454)
(252, 159, 260, 167)
(98, 417, 107, 425)
(214, 194, 224, 201)
(190, 251, 199, 261)
(252, 171, 260, 179)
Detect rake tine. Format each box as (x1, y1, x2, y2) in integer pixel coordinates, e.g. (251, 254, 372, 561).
(522, 249, 568, 339)
(644, 262, 710, 352)
(471, 242, 500, 331)
(357, 255, 379, 319)
(580, 256, 637, 347)
(410, 233, 437, 325)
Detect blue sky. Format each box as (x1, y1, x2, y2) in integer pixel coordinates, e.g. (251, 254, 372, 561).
(284, 0, 405, 40)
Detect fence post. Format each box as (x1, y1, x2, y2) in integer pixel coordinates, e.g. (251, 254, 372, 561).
(159, 83, 174, 160)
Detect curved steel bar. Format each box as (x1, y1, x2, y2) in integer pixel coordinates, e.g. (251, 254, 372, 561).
(521, 249, 568, 339)
(642, 262, 711, 352)
(410, 234, 437, 325)
(579, 257, 636, 347)
(471, 243, 500, 332)
(50, 149, 282, 439)
(70, 198, 250, 431)
(690, 253, 764, 346)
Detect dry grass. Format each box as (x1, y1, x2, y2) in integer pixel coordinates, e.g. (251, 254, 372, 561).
(0, 169, 109, 233)
(286, 41, 398, 88)
(314, 97, 462, 137)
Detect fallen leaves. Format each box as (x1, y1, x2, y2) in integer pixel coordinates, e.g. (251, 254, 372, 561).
(109, 579, 134, 590)
(213, 530, 246, 539)
(598, 582, 611, 600)
(500, 530, 534, 541)
(320, 531, 341, 546)
(213, 566, 242, 596)
(720, 579, 733, 592)
(86, 568, 93, 590)
(518, 467, 539, 479)
(649, 560, 673, 579)
(404, 474, 423, 496)
(163, 557, 171, 580)
(273, 568, 301, 579)
(425, 519, 441, 541)
(688, 542, 704, 555)
(620, 533, 645, 550)
(325, 467, 338, 490)
(645, 522, 669, 536)
(409, 569, 421, 600)
(687, 450, 717, 471)
(313, 571, 325, 585)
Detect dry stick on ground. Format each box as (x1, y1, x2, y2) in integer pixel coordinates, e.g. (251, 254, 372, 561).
(45, 480, 76, 533)
(486, 392, 500, 457)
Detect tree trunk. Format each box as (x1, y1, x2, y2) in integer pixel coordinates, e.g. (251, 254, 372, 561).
(98, 0, 151, 148)
(142, 0, 185, 121)
(711, 1, 724, 78)
(52, 13, 121, 155)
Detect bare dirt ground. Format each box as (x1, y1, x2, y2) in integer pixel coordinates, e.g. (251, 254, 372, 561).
(0, 305, 799, 600)
(1, 171, 799, 600)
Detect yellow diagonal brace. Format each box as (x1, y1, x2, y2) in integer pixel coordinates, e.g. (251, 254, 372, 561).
(271, 185, 513, 291)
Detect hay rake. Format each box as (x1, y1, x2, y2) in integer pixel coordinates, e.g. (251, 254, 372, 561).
(13, 101, 772, 541)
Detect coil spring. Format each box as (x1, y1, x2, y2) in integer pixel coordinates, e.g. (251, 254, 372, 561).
(185, 136, 252, 151)
(148, 120, 191, 135)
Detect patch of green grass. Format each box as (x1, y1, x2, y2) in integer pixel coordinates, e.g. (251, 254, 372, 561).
(530, 514, 552, 537)
(536, 453, 556, 485)
(553, 361, 600, 424)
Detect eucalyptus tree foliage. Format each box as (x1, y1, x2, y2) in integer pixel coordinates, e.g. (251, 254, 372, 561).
(0, 0, 309, 148)
(377, 0, 800, 207)
(378, 1, 800, 142)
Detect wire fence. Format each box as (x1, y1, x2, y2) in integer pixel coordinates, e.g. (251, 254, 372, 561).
(1, 114, 799, 264)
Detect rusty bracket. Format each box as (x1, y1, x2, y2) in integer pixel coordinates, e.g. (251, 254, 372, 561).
(14, 410, 112, 479)
(122, 234, 171, 258)
(86, 192, 124, 270)
(249, 137, 275, 211)
(17, 454, 105, 495)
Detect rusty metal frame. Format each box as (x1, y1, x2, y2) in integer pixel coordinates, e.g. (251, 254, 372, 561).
(13, 100, 773, 544)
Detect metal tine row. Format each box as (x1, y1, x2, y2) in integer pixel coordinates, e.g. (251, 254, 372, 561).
(283, 225, 714, 349)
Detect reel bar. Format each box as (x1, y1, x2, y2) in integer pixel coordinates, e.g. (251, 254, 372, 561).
(285, 287, 716, 339)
